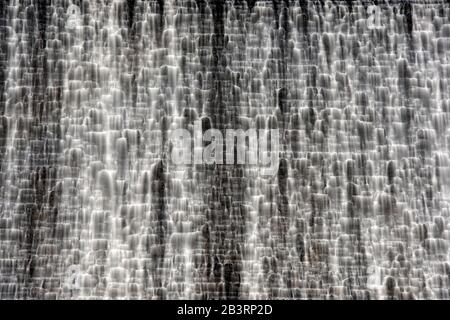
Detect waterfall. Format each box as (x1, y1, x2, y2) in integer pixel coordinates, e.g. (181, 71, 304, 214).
(1, 0, 450, 300)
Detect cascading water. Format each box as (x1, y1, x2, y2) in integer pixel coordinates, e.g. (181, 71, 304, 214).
(1, 0, 450, 300)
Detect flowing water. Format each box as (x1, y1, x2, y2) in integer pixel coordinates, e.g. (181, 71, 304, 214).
(1, 0, 450, 300)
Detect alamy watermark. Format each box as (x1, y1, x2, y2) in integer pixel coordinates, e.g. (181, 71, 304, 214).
(168, 121, 280, 175)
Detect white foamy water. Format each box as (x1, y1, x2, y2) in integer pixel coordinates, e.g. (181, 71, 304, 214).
(0, 0, 450, 300)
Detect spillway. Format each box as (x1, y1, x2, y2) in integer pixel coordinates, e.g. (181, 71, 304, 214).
(1, 0, 450, 300)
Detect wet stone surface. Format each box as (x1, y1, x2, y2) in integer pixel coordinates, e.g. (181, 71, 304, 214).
(0, 0, 450, 300)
